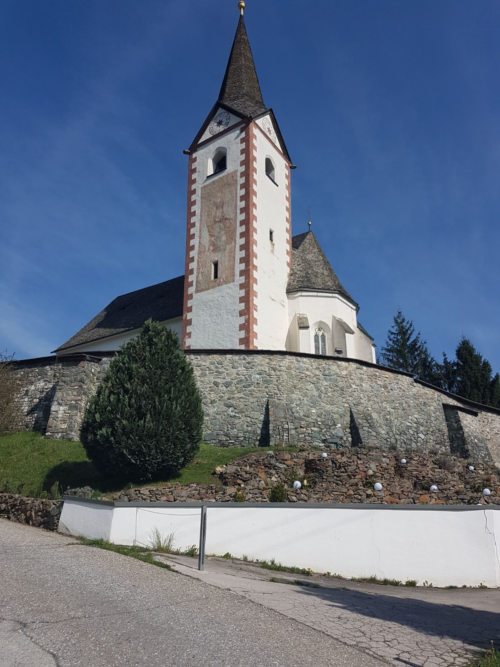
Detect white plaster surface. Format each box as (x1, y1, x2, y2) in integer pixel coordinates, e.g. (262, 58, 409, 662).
(287, 291, 375, 362)
(254, 124, 289, 349)
(256, 114, 282, 151)
(60, 501, 500, 588)
(189, 283, 241, 348)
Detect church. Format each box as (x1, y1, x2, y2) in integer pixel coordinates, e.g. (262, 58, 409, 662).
(55, 3, 376, 364)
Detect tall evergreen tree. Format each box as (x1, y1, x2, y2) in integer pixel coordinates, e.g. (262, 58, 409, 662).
(454, 338, 495, 406)
(490, 373, 500, 408)
(438, 353, 458, 394)
(380, 310, 439, 383)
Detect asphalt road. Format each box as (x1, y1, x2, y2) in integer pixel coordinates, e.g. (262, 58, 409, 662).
(0, 520, 383, 666)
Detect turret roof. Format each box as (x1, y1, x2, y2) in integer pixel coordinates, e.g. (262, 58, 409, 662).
(287, 231, 356, 305)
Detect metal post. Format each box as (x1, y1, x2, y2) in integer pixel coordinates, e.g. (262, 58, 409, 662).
(198, 505, 207, 571)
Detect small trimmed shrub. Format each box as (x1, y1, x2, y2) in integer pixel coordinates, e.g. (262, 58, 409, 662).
(269, 483, 287, 503)
(81, 321, 203, 481)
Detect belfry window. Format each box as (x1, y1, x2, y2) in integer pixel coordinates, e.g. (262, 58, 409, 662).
(314, 328, 327, 356)
(265, 157, 276, 183)
(208, 148, 227, 176)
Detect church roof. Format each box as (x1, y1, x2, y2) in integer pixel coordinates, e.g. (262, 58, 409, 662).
(54, 276, 184, 353)
(287, 231, 357, 305)
(217, 16, 268, 118)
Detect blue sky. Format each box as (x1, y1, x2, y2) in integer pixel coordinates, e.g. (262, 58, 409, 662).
(1, 0, 499, 371)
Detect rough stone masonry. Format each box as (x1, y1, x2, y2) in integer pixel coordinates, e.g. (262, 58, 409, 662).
(9, 350, 500, 467)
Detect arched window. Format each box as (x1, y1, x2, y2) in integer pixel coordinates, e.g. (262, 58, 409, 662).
(208, 148, 227, 176)
(314, 328, 327, 356)
(265, 157, 276, 183)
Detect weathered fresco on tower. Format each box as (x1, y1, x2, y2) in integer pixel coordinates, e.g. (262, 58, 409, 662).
(196, 171, 237, 293)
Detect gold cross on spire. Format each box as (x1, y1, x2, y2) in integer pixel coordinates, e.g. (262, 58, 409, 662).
(239, 1, 246, 16)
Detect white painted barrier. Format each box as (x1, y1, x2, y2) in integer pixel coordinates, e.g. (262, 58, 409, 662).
(59, 499, 500, 588)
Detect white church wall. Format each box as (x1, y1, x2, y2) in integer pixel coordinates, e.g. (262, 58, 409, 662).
(255, 115, 282, 151)
(352, 329, 377, 364)
(189, 283, 241, 348)
(188, 125, 246, 349)
(253, 124, 290, 350)
(57, 318, 183, 356)
(287, 291, 369, 359)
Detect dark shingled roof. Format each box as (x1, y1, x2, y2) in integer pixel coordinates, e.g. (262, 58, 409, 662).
(287, 231, 356, 305)
(218, 16, 268, 118)
(55, 276, 184, 353)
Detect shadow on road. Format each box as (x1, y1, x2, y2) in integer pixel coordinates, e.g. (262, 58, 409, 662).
(296, 582, 500, 652)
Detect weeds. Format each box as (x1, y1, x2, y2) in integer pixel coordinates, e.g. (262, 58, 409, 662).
(79, 539, 172, 570)
(183, 545, 199, 557)
(470, 645, 500, 667)
(149, 529, 198, 557)
(150, 528, 175, 553)
(259, 558, 312, 576)
(352, 575, 403, 586)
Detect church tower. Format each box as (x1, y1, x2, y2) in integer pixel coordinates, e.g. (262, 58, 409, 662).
(182, 3, 293, 350)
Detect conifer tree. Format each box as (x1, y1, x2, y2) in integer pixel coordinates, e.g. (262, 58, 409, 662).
(454, 338, 496, 405)
(81, 321, 203, 482)
(438, 353, 458, 394)
(490, 373, 500, 409)
(380, 310, 439, 383)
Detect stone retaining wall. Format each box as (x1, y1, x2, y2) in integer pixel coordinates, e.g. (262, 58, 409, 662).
(9, 351, 500, 466)
(0, 493, 62, 530)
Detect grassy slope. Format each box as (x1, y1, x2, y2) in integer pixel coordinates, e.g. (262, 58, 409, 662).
(0, 432, 263, 497)
(472, 650, 500, 667)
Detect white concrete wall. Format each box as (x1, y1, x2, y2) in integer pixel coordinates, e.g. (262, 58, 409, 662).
(58, 318, 183, 355)
(189, 125, 245, 349)
(59, 500, 114, 540)
(253, 122, 290, 350)
(60, 500, 500, 588)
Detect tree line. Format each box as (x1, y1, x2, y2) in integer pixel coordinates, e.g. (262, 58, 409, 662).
(380, 310, 500, 409)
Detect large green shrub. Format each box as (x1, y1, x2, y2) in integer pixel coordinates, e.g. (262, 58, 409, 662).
(81, 321, 203, 481)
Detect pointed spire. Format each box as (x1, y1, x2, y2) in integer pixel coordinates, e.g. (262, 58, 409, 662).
(218, 14, 268, 118)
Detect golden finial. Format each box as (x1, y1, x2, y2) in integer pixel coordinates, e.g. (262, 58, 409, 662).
(239, 0, 246, 16)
